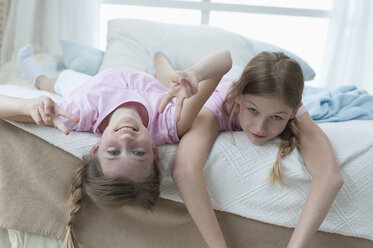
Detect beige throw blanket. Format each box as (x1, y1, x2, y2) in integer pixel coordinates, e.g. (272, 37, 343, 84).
(0, 120, 371, 248)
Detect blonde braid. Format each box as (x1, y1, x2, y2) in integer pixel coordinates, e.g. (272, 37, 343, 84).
(63, 161, 86, 248)
(269, 119, 299, 184)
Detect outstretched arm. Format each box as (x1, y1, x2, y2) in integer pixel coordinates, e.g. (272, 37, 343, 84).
(0, 94, 30, 119)
(0, 94, 78, 135)
(173, 108, 226, 248)
(287, 113, 344, 248)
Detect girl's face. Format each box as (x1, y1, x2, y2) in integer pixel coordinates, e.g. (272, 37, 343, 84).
(92, 107, 155, 182)
(237, 94, 295, 146)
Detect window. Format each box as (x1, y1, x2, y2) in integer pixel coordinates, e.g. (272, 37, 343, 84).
(100, 0, 334, 85)
(209, 12, 329, 84)
(99, 3, 201, 51)
(211, 0, 332, 10)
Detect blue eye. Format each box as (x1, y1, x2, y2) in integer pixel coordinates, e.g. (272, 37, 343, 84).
(248, 108, 257, 113)
(133, 151, 145, 156)
(272, 115, 282, 121)
(108, 150, 120, 155)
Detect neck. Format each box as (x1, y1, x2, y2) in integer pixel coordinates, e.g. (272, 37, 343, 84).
(99, 102, 149, 133)
(123, 102, 149, 127)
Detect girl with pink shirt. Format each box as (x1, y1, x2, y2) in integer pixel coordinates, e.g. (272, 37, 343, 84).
(0, 45, 232, 248)
(152, 50, 344, 248)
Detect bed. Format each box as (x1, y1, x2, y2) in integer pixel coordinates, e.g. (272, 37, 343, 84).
(0, 19, 372, 248)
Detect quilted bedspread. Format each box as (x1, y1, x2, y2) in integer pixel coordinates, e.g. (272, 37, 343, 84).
(1, 84, 373, 241)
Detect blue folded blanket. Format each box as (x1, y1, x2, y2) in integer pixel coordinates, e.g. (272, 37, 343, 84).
(302, 85, 373, 122)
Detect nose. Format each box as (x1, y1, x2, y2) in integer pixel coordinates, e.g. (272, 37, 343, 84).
(254, 118, 267, 134)
(118, 133, 134, 143)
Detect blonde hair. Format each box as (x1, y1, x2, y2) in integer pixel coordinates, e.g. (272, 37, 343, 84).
(223, 52, 304, 184)
(63, 155, 160, 248)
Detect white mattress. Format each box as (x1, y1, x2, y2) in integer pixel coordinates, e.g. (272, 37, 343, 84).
(1, 84, 373, 242)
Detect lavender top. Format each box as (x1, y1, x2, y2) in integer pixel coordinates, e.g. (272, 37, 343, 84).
(58, 69, 179, 145)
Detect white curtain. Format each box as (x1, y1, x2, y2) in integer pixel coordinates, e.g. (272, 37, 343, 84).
(319, 0, 373, 93)
(0, 0, 100, 65)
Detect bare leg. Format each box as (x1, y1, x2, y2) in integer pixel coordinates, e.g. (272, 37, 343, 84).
(154, 52, 175, 89)
(35, 75, 57, 93)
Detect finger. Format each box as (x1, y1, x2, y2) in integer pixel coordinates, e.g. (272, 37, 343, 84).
(180, 78, 192, 98)
(31, 108, 43, 125)
(55, 106, 79, 123)
(169, 74, 183, 84)
(41, 98, 53, 116)
(159, 93, 174, 113)
(39, 106, 52, 124)
(174, 96, 185, 122)
(43, 103, 52, 117)
(40, 96, 55, 116)
(52, 116, 70, 135)
(171, 72, 193, 87)
(182, 77, 198, 95)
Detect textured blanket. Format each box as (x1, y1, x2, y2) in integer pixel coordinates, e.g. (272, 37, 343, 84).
(3, 120, 372, 248)
(4, 118, 373, 243)
(1, 83, 373, 242)
(303, 85, 373, 122)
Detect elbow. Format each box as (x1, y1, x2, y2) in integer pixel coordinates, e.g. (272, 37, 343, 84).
(330, 166, 344, 190)
(329, 173, 344, 191)
(221, 50, 232, 75)
(223, 50, 232, 61)
(226, 50, 233, 71)
(315, 169, 344, 191)
(335, 173, 344, 189)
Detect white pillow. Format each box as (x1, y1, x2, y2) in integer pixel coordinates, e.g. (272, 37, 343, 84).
(100, 18, 315, 81)
(100, 18, 254, 72)
(251, 39, 315, 80)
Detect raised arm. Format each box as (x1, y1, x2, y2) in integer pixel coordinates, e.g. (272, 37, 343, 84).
(287, 113, 344, 248)
(159, 50, 232, 136)
(0, 94, 78, 135)
(176, 50, 231, 136)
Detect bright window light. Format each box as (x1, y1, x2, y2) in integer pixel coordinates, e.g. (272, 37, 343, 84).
(209, 12, 329, 84)
(99, 4, 201, 50)
(211, 0, 333, 10)
(99, 1, 333, 85)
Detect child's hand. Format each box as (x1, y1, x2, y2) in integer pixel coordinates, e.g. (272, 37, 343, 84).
(27, 96, 79, 135)
(159, 71, 198, 122)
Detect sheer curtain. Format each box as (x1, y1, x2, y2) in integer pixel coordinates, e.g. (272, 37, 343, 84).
(319, 0, 373, 93)
(0, 0, 100, 65)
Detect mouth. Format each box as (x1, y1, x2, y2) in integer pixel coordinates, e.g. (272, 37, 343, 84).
(115, 126, 138, 132)
(251, 132, 266, 139)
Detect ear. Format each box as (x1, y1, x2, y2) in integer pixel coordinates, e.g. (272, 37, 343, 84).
(152, 144, 159, 163)
(91, 142, 100, 155)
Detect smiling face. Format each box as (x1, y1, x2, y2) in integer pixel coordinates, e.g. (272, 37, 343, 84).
(92, 107, 156, 182)
(237, 94, 295, 146)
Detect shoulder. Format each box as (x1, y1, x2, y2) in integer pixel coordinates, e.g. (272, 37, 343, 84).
(295, 103, 308, 118)
(295, 112, 324, 137)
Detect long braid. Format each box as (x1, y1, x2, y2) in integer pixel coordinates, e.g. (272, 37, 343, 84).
(63, 160, 87, 248)
(269, 118, 299, 184)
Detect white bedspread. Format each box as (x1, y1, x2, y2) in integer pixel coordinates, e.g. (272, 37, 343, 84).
(1, 84, 373, 241)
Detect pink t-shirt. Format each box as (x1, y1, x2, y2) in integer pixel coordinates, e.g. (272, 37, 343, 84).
(203, 78, 241, 132)
(204, 77, 308, 132)
(58, 69, 179, 145)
